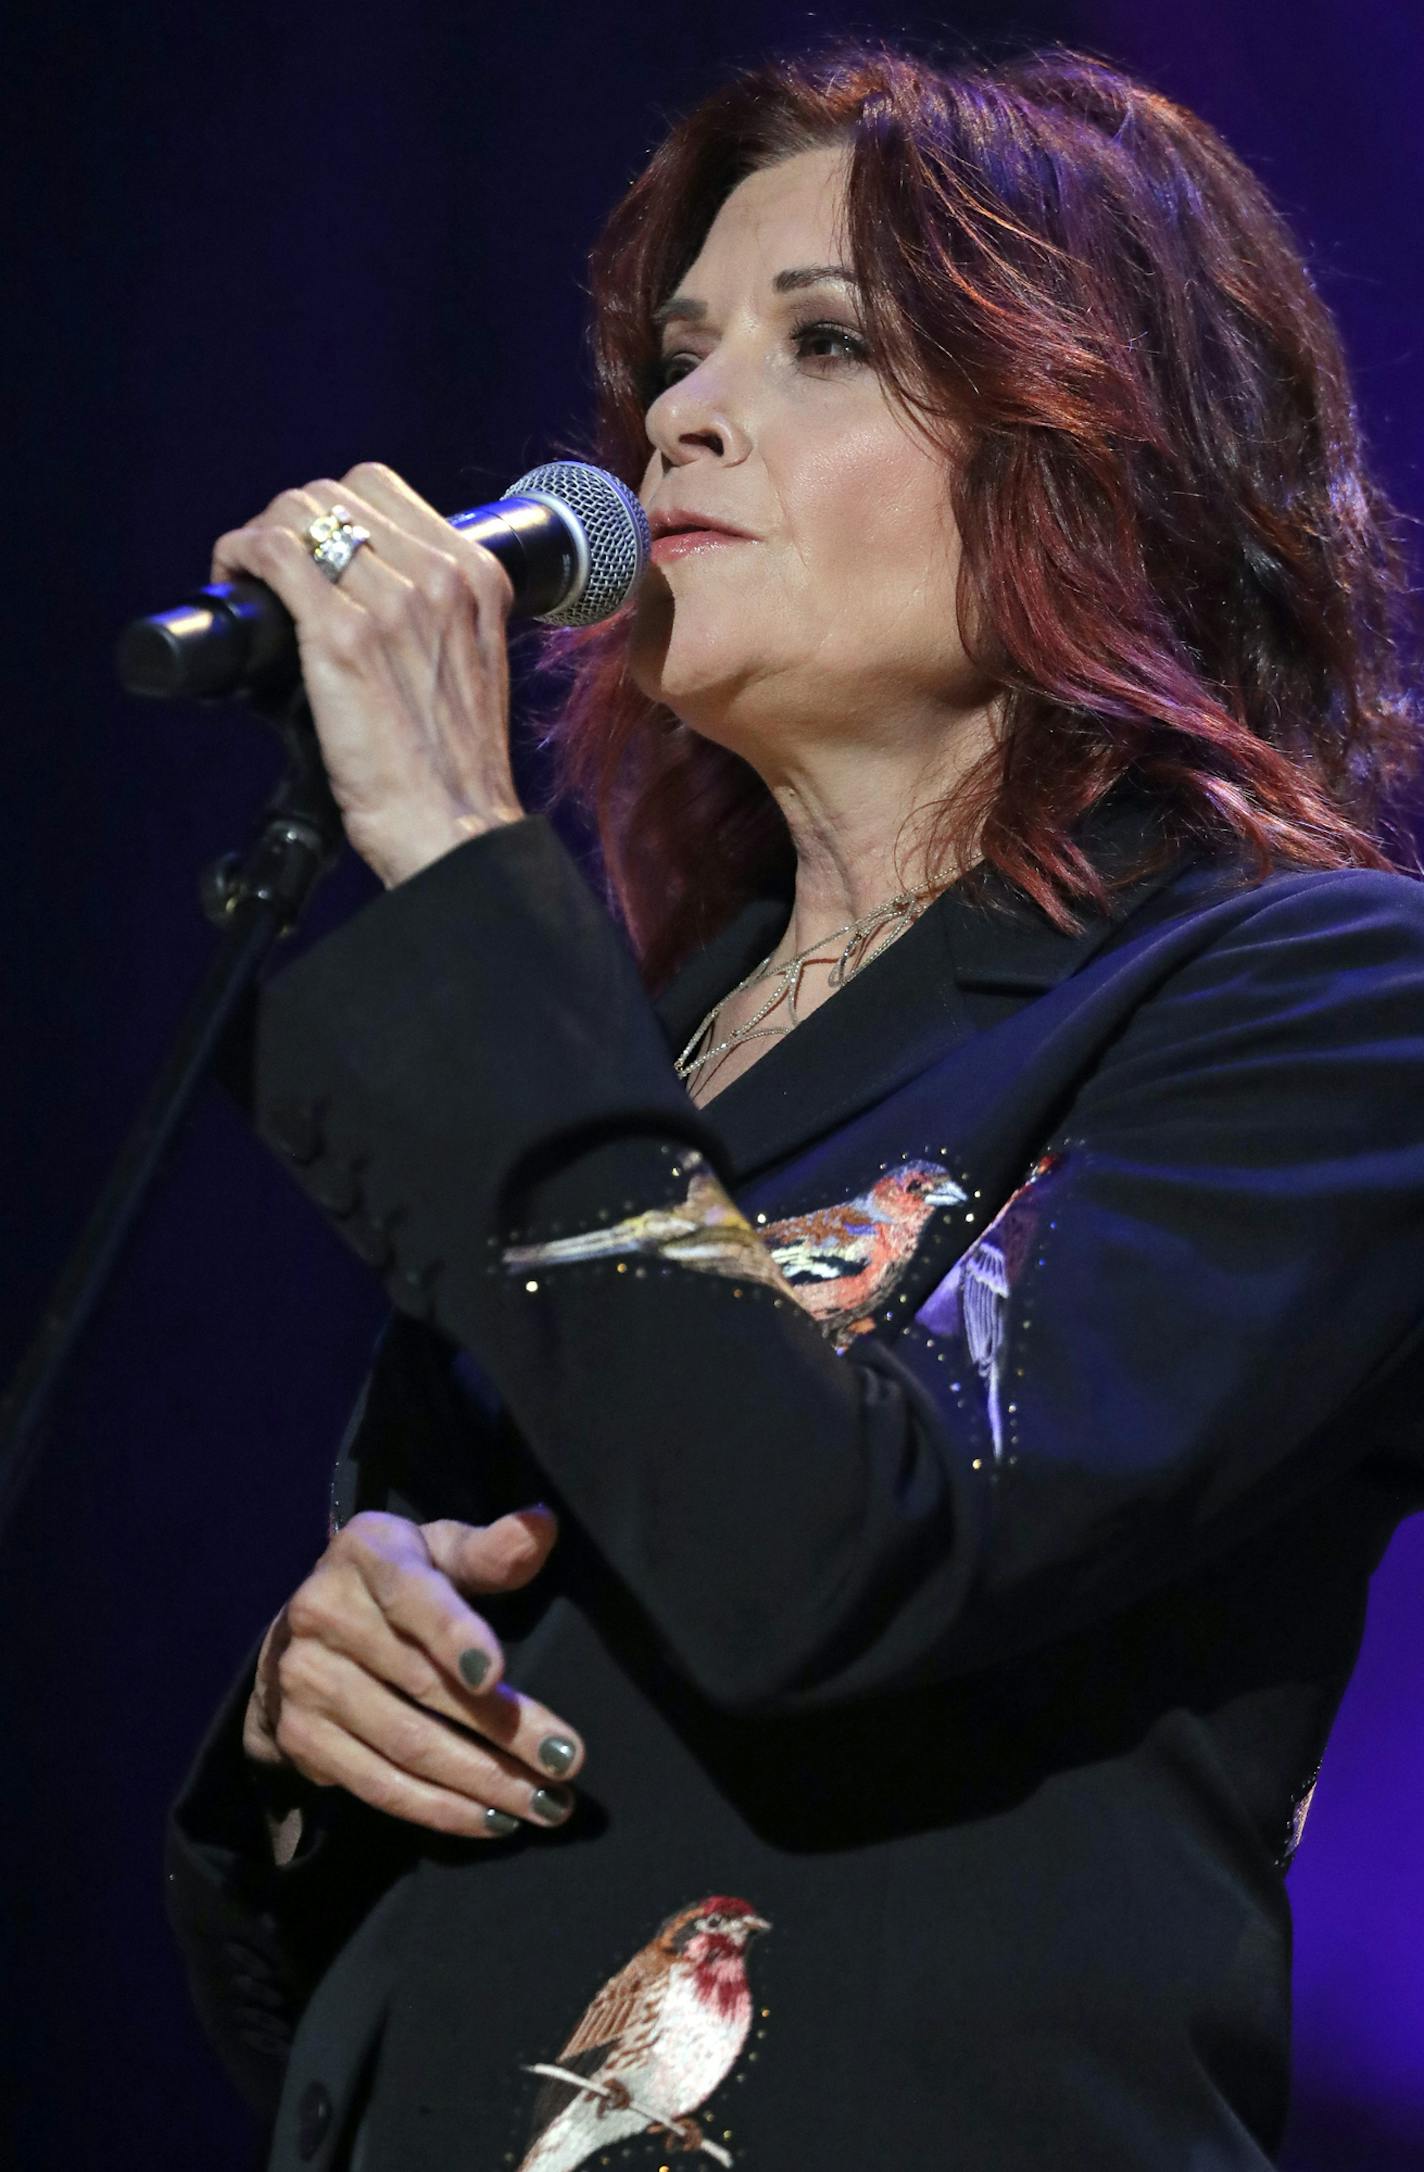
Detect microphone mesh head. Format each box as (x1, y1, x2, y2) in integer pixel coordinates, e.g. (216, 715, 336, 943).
(501, 461, 650, 627)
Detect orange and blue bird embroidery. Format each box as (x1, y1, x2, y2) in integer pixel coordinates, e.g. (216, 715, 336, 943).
(504, 1152, 966, 1351)
(757, 1159, 966, 1346)
(503, 1144, 1065, 1432)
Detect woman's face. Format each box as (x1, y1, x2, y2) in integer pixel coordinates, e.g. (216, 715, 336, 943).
(630, 144, 980, 769)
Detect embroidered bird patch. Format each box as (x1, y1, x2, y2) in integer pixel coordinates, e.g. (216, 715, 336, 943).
(503, 1153, 966, 1352)
(517, 1896, 770, 2170)
(758, 1159, 967, 1347)
(503, 1154, 785, 1293)
(915, 1149, 1064, 1459)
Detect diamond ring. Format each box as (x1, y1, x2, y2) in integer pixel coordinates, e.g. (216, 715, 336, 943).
(302, 504, 372, 584)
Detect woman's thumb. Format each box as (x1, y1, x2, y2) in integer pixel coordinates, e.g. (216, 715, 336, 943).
(420, 1504, 559, 1595)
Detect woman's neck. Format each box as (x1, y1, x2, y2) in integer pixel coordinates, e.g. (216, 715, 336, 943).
(763, 716, 996, 964)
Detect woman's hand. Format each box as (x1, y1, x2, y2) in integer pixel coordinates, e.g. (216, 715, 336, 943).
(242, 1506, 584, 1840)
(210, 463, 526, 889)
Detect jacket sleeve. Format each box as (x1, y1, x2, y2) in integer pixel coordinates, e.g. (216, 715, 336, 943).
(162, 1306, 477, 2118)
(164, 1633, 422, 2121)
(242, 815, 1424, 1712)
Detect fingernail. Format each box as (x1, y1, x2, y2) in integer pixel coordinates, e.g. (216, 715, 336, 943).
(458, 1648, 491, 1689)
(537, 1735, 577, 1778)
(530, 1785, 573, 1824)
(482, 1807, 519, 1837)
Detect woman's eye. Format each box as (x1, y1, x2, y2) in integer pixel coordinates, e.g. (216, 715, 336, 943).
(649, 320, 870, 400)
(655, 353, 698, 391)
(791, 320, 870, 368)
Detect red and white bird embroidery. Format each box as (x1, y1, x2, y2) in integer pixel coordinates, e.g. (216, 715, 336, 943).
(503, 1152, 965, 1352)
(517, 1896, 770, 2172)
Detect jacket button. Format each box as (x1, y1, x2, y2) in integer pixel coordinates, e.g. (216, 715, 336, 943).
(268, 1100, 324, 1166)
(390, 1263, 438, 1320)
(348, 1214, 394, 1269)
(308, 1162, 360, 1217)
(296, 2078, 333, 2159)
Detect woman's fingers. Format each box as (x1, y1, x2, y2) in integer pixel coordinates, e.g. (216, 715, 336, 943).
(337, 460, 463, 547)
(278, 1505, 583, 1762)
(373, 1613, 586, 1783)
(287, 1586, 586, 1787)
(254, 1508, 583, 1837)
(311, 1512, 512, 1694)
(274, 1647, 579, 1833)
(417, 1662, 585, 1786)
(302, 463, 518, 611)
(272, 1702, 550, 1842)
(204, 461, 523, 889)
(209, 471, 512, 616)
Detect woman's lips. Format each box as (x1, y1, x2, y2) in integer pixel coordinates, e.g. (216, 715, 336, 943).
(649, 529, 754, 564)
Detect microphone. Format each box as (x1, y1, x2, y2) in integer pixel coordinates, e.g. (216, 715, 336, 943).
(116, 461, 651, 702)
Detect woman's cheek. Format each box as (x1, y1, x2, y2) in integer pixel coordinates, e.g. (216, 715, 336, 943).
(631, 566, 790, 716)
(626, 591, 672, 702)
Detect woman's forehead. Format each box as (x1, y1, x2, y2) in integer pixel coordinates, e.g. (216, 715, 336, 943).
(679, 148, 852, 293)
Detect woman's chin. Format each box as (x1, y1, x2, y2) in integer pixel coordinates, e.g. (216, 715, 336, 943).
(630, 579, 775, 703)
(628, 632, 755, 728)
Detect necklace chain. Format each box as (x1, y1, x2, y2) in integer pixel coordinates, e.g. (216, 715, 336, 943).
(674, 889, 931, 1086)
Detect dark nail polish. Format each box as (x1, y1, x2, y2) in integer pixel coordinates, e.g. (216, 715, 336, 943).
(482, 1807, 519, 1837)
(458, 1648, 491, 1689)
(530, 1785, 573, 1824)
(537, 1735, 577, 1777)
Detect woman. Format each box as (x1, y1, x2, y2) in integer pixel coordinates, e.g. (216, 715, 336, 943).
(166, 42, 1424, 2172)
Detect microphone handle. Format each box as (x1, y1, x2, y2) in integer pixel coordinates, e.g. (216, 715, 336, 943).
(115, 496, 580, 702)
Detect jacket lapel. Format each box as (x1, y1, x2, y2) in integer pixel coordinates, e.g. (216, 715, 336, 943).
(654, 790, 1205, 1179)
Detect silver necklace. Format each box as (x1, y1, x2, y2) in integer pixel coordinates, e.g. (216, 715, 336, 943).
(674, 889, 930, 1085)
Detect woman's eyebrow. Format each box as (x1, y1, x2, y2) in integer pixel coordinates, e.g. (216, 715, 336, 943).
(651, 264, 859, 331)
(772, 263, 858, 295)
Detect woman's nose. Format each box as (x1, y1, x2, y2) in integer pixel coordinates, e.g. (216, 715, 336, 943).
(646, 360, 751, 467)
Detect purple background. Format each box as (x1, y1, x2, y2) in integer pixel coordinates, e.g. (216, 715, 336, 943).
(4, 3, 1420, 2164)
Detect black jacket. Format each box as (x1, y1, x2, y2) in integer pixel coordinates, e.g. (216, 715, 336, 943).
(165, 789, 1424, 2171)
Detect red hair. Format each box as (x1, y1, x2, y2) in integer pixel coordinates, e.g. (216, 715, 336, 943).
(534, 42, 1422, 989)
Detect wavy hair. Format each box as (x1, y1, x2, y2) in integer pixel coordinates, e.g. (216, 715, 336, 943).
(536, 42, 1422, 989)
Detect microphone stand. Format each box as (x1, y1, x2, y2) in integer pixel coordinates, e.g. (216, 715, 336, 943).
(0, 685, 344, 1543)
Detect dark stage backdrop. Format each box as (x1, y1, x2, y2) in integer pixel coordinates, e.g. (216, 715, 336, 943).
(5, 4, 1421, 2166)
